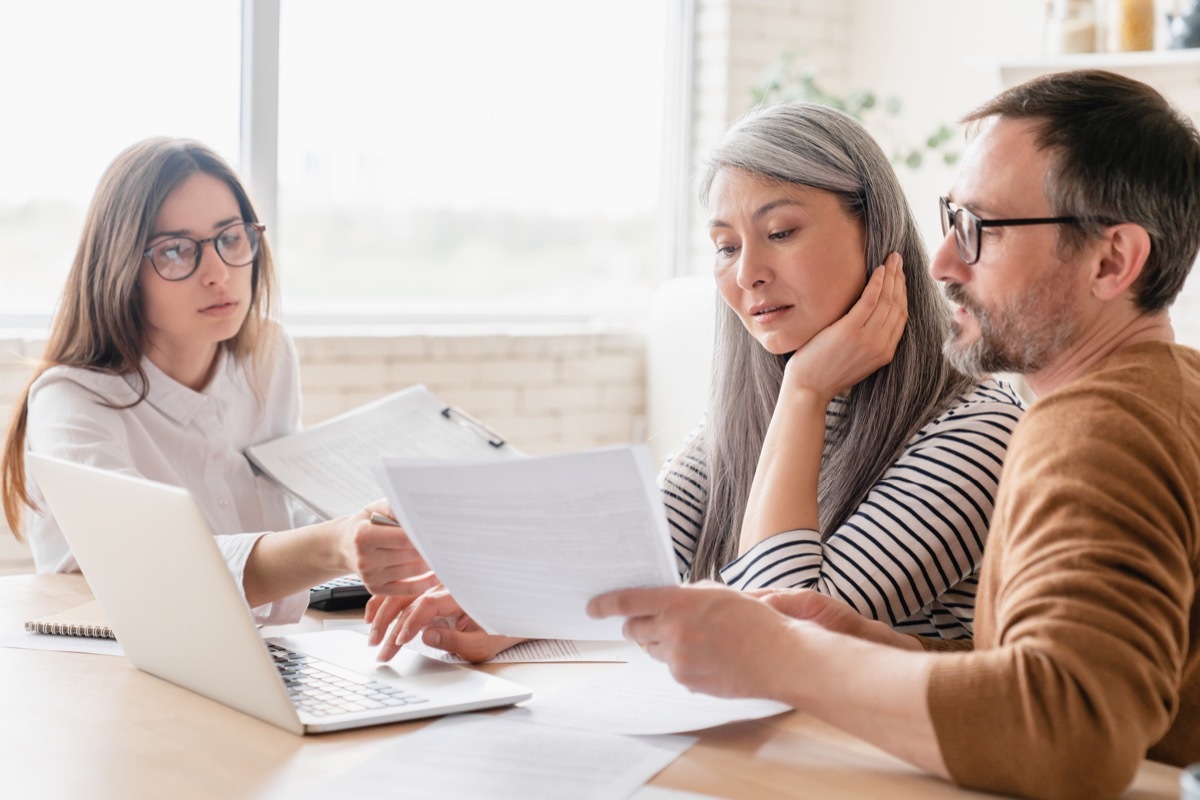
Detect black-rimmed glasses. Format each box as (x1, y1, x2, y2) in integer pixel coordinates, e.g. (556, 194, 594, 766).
(940, 196, 1078, 265)
(142, 222, 265, 281)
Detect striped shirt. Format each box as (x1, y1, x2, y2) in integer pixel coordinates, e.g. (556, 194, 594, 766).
(659, 379, 1026, 640)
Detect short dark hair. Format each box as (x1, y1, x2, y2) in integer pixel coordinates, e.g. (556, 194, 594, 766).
(964, 70, 1200, 312)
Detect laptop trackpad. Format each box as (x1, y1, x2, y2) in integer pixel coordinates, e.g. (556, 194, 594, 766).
(270, 630, 463, 680)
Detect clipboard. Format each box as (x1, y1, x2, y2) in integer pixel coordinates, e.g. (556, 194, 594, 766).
(245, 384, 521, 520)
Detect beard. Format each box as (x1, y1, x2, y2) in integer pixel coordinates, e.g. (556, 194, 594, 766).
(942, 277, 1081, 376)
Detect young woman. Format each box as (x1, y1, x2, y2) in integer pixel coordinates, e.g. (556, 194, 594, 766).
(370, 102, 1026, 660)
(1, 138, 430, 624)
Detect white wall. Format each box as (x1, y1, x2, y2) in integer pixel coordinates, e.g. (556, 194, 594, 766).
(845, 0, 1047, 247)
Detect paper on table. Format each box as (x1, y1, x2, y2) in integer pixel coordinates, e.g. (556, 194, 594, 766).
(404, 637, 643, 664)
(302, 713, 695, 800)
(0, 630, 124, 657)
(246, 385, 519, 519)
(632, 788, 720, 800)
(375, 445, 680, 641)
(324, 619, 643, 663)
(503, 652, 791, 736)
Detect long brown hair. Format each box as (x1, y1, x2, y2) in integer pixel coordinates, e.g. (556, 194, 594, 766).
(689, 103, 975, 580)
(2, 137, 278, 537)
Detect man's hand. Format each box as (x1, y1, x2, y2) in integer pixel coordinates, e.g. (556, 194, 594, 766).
(751, 588, 921, 650)
(588, 581, 804, 701)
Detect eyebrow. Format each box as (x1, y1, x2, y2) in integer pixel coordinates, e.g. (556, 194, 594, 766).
(148, 215, 242, 241)
(708, 198, 804, 230)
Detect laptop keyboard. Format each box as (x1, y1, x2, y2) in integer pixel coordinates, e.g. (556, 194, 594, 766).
(267, 643, 429, 718)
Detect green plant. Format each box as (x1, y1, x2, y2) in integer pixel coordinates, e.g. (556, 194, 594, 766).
(751, 52, 959, 170)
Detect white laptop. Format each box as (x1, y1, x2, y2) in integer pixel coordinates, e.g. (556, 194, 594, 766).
(27, 453, 531, 734)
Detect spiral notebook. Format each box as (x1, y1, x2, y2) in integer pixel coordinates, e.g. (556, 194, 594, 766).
(25, 600, 115, 640)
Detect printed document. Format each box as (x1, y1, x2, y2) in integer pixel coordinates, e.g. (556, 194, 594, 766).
(303, 713, 695, 800)
(504, 652, 791, 736)
(375, 445, 680, 640)
(323, 619, 641, 663)
(246, 384, 517, 519)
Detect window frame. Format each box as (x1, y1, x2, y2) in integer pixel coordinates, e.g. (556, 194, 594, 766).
(239, 0, 691, 327)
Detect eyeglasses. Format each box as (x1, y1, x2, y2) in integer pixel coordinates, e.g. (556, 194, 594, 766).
(939, 196, 1078, 265)
(142, 222, 265, 281)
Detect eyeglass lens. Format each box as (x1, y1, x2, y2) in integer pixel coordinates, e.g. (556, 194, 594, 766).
(940, 200, 978, 264)
(148, 223, 261, 281)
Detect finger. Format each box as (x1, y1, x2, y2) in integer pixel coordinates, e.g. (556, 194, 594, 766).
(368, 594, 417, 646)
(366, 565, 437, 595)
(377, 601, 430, 662)
(883, 268, 909, 347)
(396, 591, 467, 645)
(622, 614, 661, 645)
(424, 628, 524, 663)
(872, 267, 905, 343)
(354, 524, 415, 553)
(587, 586, 679, 619)
(364, 593, 385, 624)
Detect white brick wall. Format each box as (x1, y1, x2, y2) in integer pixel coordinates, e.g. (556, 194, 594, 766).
(0, 333, 648, 451)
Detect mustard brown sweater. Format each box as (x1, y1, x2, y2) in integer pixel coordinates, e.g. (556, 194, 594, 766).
(925, 341, 1200, 800)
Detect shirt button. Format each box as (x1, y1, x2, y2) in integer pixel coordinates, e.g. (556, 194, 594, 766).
(212, 453, 224, 461)
(218, 499, 231, 509)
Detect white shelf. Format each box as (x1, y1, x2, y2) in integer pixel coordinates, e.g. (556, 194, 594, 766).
(999, 48, 1200, 101)
(1000, 47, 1200, 72)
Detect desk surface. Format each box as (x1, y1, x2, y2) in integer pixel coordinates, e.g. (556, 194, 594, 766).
(0, 574, 1182, 800)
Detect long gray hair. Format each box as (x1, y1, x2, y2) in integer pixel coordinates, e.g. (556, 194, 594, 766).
(689, 102, 975, 580)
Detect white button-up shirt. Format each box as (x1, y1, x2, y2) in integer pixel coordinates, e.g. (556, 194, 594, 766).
(24, 328, 314, 624)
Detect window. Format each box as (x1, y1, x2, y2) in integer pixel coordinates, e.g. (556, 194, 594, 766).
(275, 0, 671, 320)
(0, 0, 241, 321)
(0, 1, 673, 324)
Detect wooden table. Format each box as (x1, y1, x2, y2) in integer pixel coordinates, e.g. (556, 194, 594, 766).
(0, 574, 1182, 799)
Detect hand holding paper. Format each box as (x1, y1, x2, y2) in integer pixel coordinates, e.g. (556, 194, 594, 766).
(375, 445, 680, 641)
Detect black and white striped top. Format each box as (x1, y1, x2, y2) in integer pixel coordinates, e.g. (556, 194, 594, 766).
(659, 379, 1026, 640)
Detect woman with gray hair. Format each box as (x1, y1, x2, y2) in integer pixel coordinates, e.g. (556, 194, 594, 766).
(664, 101, 1024, 640)
(371, 103, 1025, 661)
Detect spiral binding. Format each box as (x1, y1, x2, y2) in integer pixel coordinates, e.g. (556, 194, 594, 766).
(24, 620, 115, 639)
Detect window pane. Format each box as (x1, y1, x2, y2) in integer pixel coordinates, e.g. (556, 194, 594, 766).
(0, 0, 241, 319)
(277, 0, 669, 318)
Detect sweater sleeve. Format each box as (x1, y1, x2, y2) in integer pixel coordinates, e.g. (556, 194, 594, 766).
(928, 385, 1195, 800)
(720, 388, 1022, 638)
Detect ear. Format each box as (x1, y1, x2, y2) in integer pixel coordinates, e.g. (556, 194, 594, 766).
(1091, 223, 1151, 302)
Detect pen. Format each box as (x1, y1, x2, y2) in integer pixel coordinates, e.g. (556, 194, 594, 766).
(369, 512, 403, 528)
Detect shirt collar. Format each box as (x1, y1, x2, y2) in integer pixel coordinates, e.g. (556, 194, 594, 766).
(129, 350, 232, 425)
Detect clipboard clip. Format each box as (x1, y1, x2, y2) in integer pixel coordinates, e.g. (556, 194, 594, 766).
(441, 405, 506, 448)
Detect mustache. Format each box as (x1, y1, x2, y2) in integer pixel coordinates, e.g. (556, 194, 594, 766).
(943, 283, 982, 316)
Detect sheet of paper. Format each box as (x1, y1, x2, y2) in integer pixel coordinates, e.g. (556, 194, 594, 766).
(321, 619, 641, 663)
(0, 630, 124, 657)
(376, 445, 680, 640)
(504, 652, 791, 736)
(246, 385, 518, 518)
(632, 788, 720, 800)
(302, 713, 695, 800)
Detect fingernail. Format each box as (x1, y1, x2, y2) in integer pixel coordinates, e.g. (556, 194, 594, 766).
(426, 630, 441, 647)
(368, 628, 380, 646)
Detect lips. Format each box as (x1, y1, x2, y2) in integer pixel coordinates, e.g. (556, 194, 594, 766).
(200, 298, 239, 315)
(750, 303, 793, 317)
